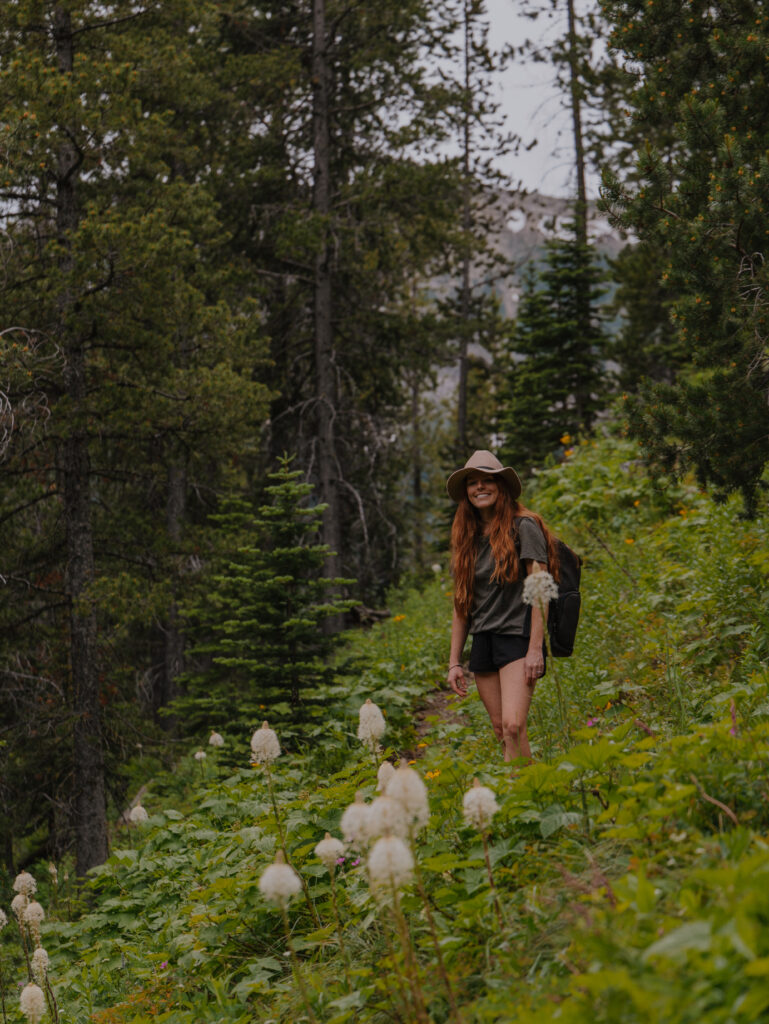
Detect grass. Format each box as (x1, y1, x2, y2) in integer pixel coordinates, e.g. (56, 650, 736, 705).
(3, 426, 769, 1022)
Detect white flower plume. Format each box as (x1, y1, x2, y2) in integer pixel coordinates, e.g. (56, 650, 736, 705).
(24, 901, 45, 942)
(340, 791, 371, 850)
(194, 749, 207, 761)
(32, 947, 48, 984)
(365, 795, 409, 840)
(20, 983, 46, 1024)
(368, 835, 414, 891)
(377, 760, 395, 792)
(11, 893, 28, 919)
(358, 699, 386, 747)
(0, 908, 7, 930)
(209, 731, 224, 747)
(314, 832, 345, 870)
(129, 804, 149, 823)
(522, 570, 559, 608)
(13, 871, 37, 897)
(385, 762, 430, 833)
(251, 721, 281, 764)
(463, 777, 499, 831)
(259, 850, 301, 907)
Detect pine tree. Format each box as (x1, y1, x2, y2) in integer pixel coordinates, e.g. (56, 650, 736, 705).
(601, 0, 769, 511)
(0, 0, 270, 872)
(178, 457, 355, 737)
(498, 235, 607, 470)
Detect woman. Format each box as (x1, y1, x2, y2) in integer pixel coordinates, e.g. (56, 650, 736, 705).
(446, 450, 560, 763)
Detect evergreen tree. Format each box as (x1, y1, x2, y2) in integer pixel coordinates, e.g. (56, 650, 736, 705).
(498, 235, 607, 470)
(0, 1, 269, 872)
(178, 457, 355, 736)
(602, 0, 769, 511)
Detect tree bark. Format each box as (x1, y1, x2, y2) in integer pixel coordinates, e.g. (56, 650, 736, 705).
(312, 0, 343, 603)
(457, 0, 472, 456)
(566, 0, 588, 249)
(54, 7, 108, 875)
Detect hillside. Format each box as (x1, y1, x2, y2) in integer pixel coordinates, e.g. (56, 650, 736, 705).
(4, 426, 769, 1023)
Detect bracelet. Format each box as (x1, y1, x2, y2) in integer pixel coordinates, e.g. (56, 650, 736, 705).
(448, 663, 463, 670)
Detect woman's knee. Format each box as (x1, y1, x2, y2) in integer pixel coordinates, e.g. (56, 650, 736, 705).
(502, 718, 527, 742)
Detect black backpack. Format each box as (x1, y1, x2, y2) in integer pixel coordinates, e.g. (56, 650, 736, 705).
(548, 539, 582, 657)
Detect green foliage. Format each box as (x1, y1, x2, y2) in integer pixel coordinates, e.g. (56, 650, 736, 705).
(601, 0, 769, 511)
(177, 456, 356, 736)
(5, 425, 765, 1022)
(498, 236, 608, 470)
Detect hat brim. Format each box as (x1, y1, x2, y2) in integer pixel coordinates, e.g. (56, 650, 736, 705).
(446, 466, 522, 502)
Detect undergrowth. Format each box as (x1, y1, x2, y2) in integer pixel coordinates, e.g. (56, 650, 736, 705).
(3, 426, 769, 1022)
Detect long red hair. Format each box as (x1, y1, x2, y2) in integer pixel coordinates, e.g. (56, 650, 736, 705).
(450, 477, 560, 620)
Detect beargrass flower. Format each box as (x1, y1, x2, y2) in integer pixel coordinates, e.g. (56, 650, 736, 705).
(0, 908, 7, 929)
(357, 698, 386, 747)
(368, 835, 414, 891)
(31, 947, 48, 983)
(251, 721, 281, 764)
(11, 893, 28, 919)
(209, 731, 224, 747)
(340, 791, 371, 850)
(19, 983, 45, 1024)
(24, 900, 45, 942)
(463, 778, 499, 831)
(48, 862, 58, 883)
(377, 760, 395, 791)
(194, 749, 207, 761)
(385, 761, 430, 833)
(365, 795, 409, 840)
(314, 832, 345, 870)
(129, 803, 148, 823)
(522, 570, 559, 608)
(259, 850, 301, 907)
(13, 871, 37, 897)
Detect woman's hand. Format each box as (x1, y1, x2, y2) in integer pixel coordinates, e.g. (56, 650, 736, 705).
(524, 647, 544, 687)
(447, 664, 468, 697)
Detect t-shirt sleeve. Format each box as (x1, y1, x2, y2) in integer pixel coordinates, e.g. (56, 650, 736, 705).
(517, 517, 548, 565)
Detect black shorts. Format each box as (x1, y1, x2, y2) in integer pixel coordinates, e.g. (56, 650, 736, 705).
(468, 632, 547, 676)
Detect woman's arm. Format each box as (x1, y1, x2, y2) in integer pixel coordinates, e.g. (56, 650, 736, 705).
(447, 605, 470, 697)
(524, 560, 548, 686)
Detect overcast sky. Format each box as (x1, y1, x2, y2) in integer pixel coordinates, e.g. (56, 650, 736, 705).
(486, 0, 601, 199)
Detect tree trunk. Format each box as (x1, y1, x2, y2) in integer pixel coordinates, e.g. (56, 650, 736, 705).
(54, 7, 108, 875)
(159, 460, 186, 720)
(312, 0, 343, 610)
(566, 0, 588, 249)
(457, 0, 472, 456)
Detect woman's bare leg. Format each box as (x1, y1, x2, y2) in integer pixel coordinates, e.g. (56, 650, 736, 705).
(474, 671, 503, 746)
(498, 659, 534, 762)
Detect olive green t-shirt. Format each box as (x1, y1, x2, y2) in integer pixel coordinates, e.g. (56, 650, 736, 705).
(469, 516, 548, 635)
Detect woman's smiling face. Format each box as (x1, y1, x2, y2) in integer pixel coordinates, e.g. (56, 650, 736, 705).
(466, 472, 499, 515)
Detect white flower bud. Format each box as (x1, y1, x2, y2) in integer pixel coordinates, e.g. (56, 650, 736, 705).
(194, 749, 207, 761)
(209, 731, 224, 747)
(11, 893, 28, 919)
(259, 850, 301, 906)
(251, 721, 281, 764)
(314, 832, 345, 870)
(463, 777, 499, 831)
(365, 795, 409, 840)
(129, 803, 149, 823)
(522, 570, 559, 608)
(340, 791, 371, 850)
(0, 908, 7, 929)
(13, 871, 37, 897)
(368, 835, 414, 891)
(377, 760, 395, 792)
(24, 901, 45, 929)
(20, 983, 45, 1024)
(48, 863, 58, 883)
(357, 699, 386, 747)
(385, 762, 430, 834)
(32, 947, 48, 983)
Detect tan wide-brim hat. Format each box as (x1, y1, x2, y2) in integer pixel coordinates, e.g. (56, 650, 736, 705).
(446, 450, 522, 502)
